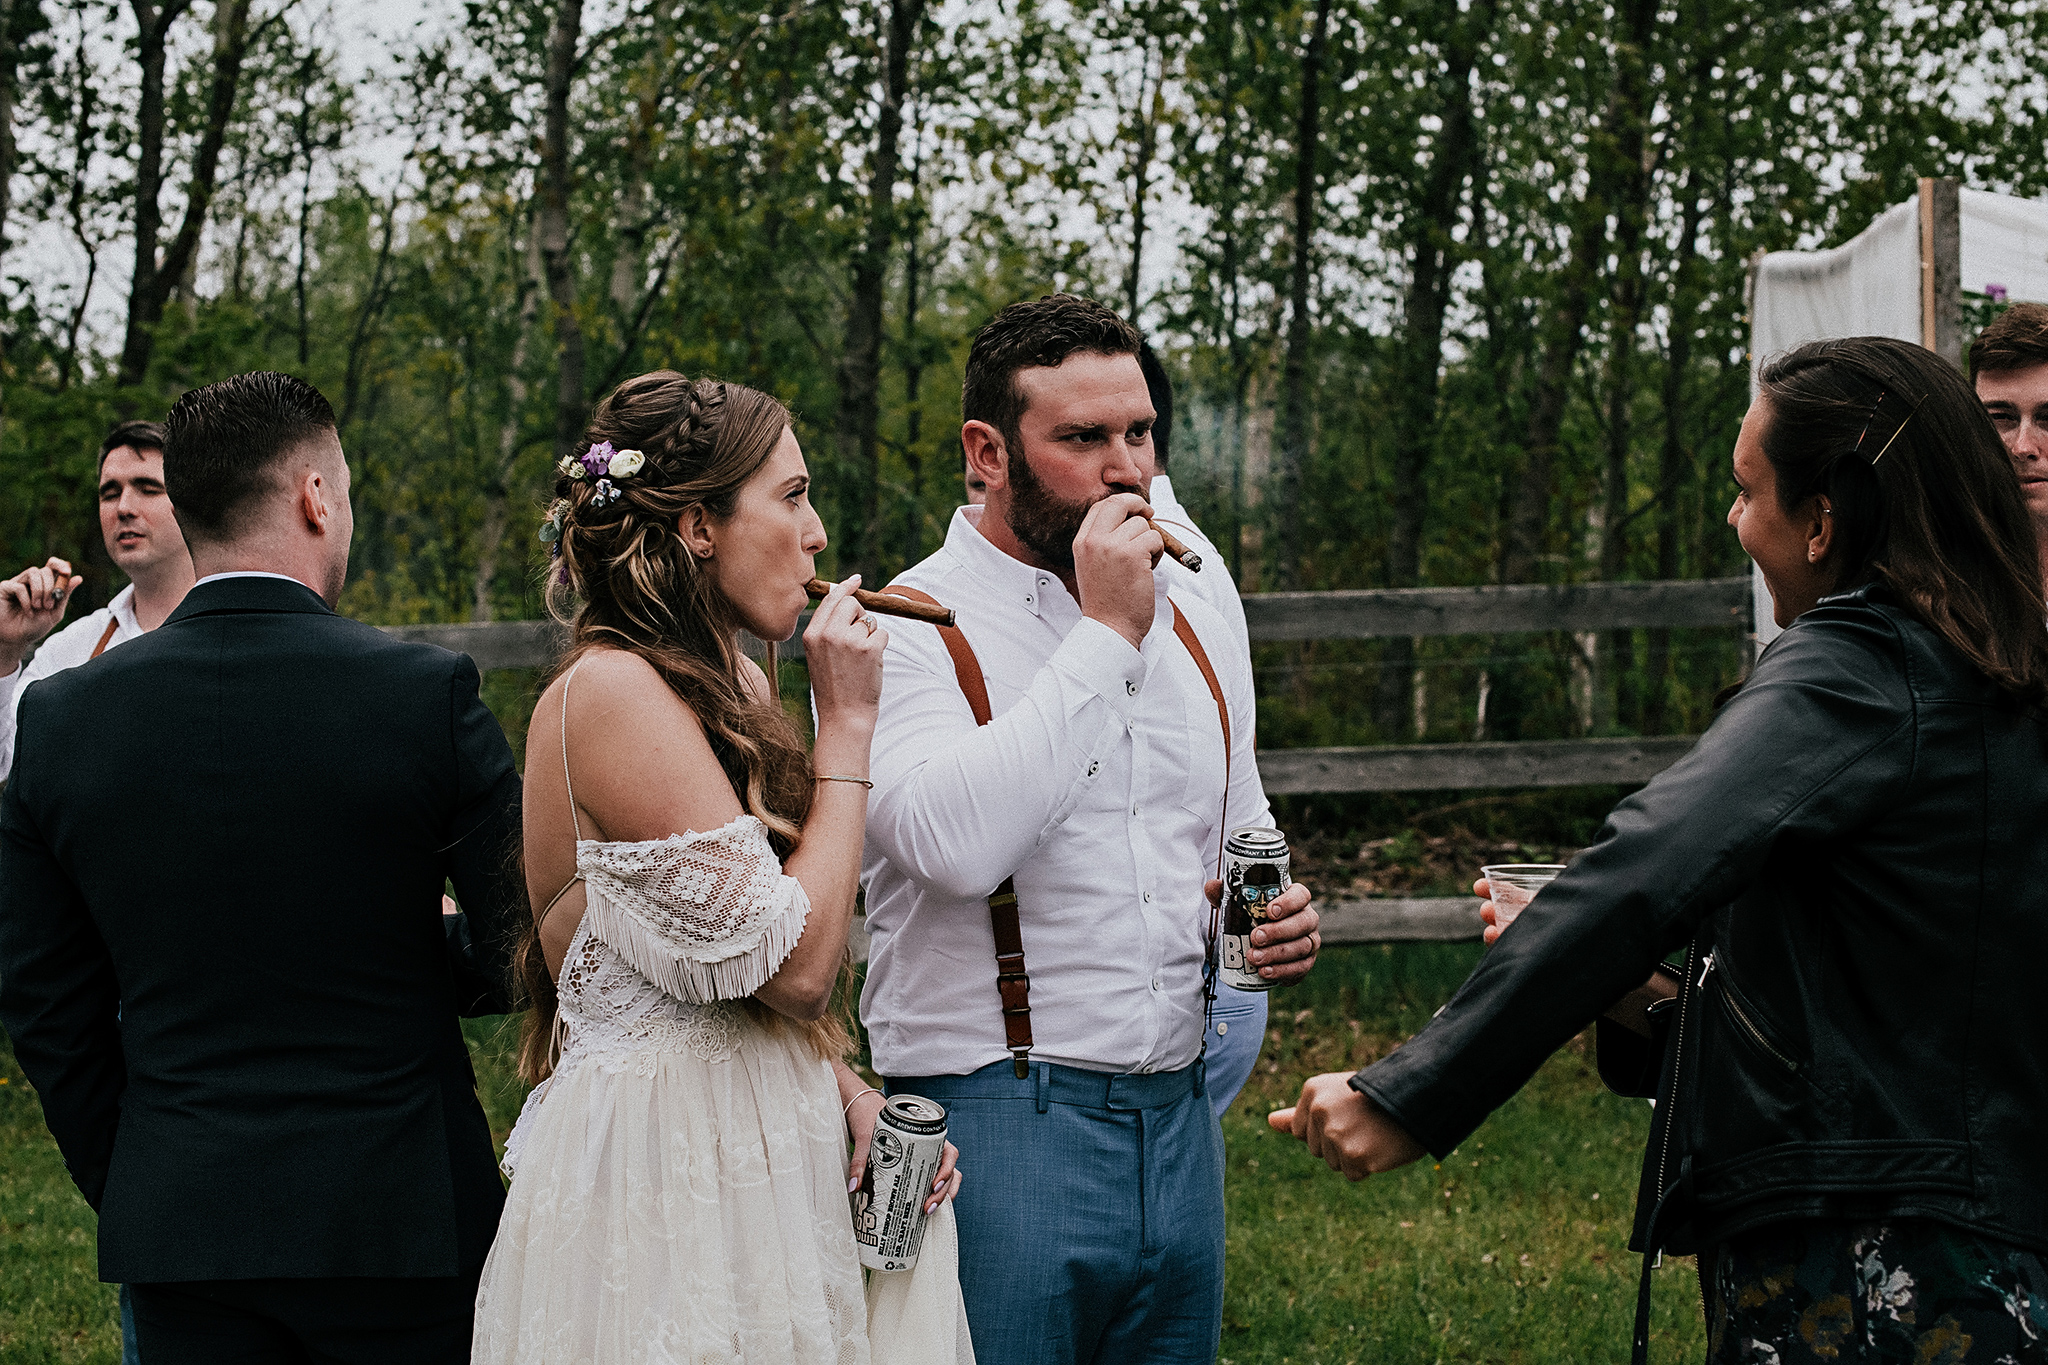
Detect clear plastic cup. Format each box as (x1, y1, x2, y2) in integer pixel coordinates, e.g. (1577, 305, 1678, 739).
(1479, 864, 1567, 930)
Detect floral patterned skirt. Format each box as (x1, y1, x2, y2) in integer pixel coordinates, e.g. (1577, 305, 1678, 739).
(1705, 1219, 2048, 1364)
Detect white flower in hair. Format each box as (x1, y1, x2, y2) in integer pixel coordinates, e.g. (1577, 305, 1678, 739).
(609, 447, 646, 478)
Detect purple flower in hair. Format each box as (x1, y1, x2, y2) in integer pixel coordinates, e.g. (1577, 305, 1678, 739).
(1988, 283, 2010, 303)
(580, 441, 616, 478)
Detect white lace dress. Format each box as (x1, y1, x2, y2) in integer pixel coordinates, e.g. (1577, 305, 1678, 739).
(470, 814, 972, 1365)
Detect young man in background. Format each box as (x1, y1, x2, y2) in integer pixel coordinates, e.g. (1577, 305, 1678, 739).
(0, 421, 196, 784)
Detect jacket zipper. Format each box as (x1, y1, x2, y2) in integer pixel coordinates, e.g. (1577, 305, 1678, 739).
(1653, 940, 1699, 1230)
(1701, 951, 1799, 1074)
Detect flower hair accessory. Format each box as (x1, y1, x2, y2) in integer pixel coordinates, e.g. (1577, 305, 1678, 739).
(557, 440, 650, 486)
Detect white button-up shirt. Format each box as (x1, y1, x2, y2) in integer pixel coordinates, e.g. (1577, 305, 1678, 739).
(860, 505, 1270, 1079)
(0, 584, 142, 782)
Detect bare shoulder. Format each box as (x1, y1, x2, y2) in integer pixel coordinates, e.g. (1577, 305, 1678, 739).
(541, 647, 743, 840)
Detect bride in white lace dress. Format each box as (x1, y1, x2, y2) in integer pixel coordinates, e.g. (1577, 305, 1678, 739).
(472, 373, 972, 1365)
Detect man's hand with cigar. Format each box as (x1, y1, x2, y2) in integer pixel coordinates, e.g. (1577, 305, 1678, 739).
(0, 557, 85, 675)
(1073, 490, 1165, 650)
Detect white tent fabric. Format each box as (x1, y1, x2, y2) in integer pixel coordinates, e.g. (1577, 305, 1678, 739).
(1745, 189, 2048, 643)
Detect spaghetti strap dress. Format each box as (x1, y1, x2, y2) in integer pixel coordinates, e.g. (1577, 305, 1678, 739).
(471, 663, 973, 1365)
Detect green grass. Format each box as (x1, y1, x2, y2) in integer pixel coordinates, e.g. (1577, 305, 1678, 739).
(0, 948, 1705, 1364)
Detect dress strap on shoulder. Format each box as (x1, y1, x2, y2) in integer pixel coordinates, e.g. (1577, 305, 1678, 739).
(539, 657, 590, 932)
(561, 656, 588, 843)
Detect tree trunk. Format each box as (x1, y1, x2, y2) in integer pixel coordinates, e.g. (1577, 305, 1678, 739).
(338, 187, 400, 434)
(1272, 0, 1331, 590)
(1124, 40, 1162, 319)
(835, 0, 926, 584)
(1373, 0, 1491, 738)
(901, 149, 926, 568)
(1487, 27, 1631, 738)
(293, 52, 315, 367)
(475, 227, 545, 622)
(1590, 0, 1656, 734)
(120, 0, 250, 389)
(0, 0, 20, 261)
(537, 0, 587, 464)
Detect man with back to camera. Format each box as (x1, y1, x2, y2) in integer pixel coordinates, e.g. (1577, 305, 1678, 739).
(0, 421, 197, 784)
(1132, 341, 1265, 1119)
(861, 294, 1321, 1364)
(1971, 301, 2048, 592)
(0, 371, 526, 1364)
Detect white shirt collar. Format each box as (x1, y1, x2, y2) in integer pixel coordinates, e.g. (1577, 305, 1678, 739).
(107, 583, 140, 635)
(192, 570, 318, 592)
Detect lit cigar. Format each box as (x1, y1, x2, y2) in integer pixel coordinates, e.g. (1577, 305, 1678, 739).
(805, 578, 957, 627)
(1150, 520, 1203, 573)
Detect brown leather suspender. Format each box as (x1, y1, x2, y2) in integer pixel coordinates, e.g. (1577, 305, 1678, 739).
(888, 585, 1231, 1080)
(89, 617, 119, 660)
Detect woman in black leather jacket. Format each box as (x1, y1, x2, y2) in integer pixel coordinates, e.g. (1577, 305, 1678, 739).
(1270, 337, 2048, 1363)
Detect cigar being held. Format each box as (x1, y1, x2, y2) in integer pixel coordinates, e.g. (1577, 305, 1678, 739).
(805, 578, 957, 628)
(1150, 520, 1203, 573)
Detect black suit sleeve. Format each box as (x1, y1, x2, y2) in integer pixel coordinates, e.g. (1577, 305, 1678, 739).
(440, 654, 526, 1017)
(0, 709, 127, 1210)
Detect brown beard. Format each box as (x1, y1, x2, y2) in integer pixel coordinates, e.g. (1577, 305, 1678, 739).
(1005, 442, 1141, 572)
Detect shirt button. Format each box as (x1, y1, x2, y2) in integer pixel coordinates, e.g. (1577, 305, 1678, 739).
(1086, 760, 1100, 776)
(1126, 680, 1139, 696)
(1131, 805, 1139, 817)
(1024, 594, 1034, 605)
(1150, 978, 1162, 992)
(1142, 891, 1153, 903)
(1217, 1020, 1230, 1036)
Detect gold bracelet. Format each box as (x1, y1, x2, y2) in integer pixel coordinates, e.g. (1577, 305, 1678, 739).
(843, 1086, 883, 1119)
(816, 774, 873, 788)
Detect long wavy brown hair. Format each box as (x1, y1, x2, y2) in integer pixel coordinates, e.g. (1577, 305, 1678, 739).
(513, 371, 854, 1082)
(1756, 337, 2048, 707)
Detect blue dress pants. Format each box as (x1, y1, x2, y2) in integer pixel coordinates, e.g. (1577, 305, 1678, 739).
(1202, 988, 1268, 1119)
(887, 1059, 1224, 1365)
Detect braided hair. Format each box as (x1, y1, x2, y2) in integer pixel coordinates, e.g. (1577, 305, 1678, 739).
(514, 371, 852, 1078)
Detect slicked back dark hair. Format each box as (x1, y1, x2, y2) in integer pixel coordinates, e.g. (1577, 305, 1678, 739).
(1756, 336, 2048, 706)
(1138, 342, 1173, 471)
(962, 294, 1143, 460)
(1969, 301, 2048, 377)
(98, 419, 167, 470)
(162, 372, 337, 542)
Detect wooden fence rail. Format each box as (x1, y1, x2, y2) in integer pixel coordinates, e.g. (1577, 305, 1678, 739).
(381, 576, 1753, 665)
(389, 577, 1748, 946)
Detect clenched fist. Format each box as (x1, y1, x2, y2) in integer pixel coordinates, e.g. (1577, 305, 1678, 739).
(1269, 1073, 1428, 1181)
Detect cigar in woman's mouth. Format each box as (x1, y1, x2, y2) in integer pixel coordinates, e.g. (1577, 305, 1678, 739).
(804, 578, 957, 627)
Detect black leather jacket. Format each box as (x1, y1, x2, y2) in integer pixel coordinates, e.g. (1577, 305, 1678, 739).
(1354, 586, 2048, 1258)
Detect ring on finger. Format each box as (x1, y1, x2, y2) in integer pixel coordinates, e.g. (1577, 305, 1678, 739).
(863, 616, 878, 635)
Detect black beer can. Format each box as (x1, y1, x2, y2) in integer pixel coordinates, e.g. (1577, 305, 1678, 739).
(1219, 827, 1290, 992)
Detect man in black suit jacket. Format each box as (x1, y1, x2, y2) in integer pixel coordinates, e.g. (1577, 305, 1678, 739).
(0, 371, 527, 1364)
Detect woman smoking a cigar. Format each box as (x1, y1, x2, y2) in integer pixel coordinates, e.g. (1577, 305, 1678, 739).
(1273, 338, 2048, 1363)
(475, 371, 970, 1363)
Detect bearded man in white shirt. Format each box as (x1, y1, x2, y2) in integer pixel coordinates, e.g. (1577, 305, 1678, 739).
(863, 294, 1320, 1365)
(0, 421, 196, 783)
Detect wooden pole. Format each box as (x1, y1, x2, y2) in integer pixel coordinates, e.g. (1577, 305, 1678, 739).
(1920, 176, 1962, 368)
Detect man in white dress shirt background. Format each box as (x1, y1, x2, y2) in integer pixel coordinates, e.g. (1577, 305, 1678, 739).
(0, 420, 195, 785)
(862, 294, 1320, 1365)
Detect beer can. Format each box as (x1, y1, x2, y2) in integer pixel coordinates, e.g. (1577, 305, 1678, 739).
(1219, 826, 1291, 992)
(851, 1094, 948, 1272)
